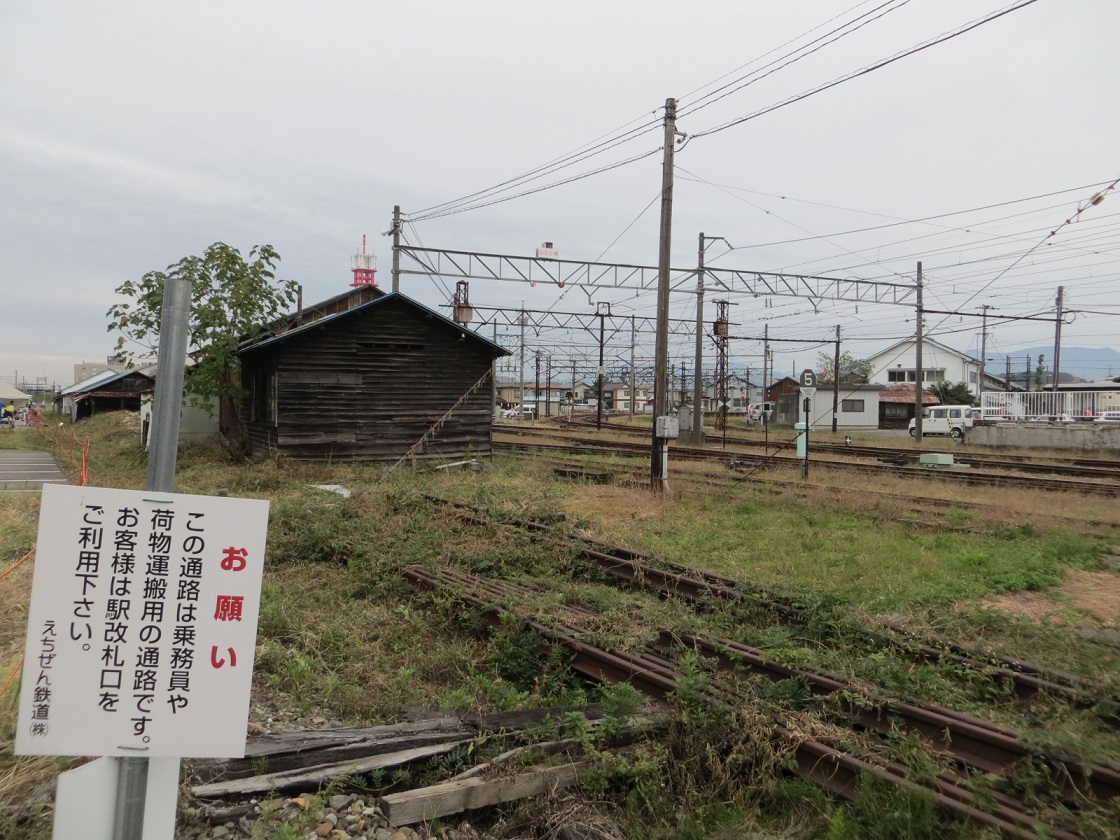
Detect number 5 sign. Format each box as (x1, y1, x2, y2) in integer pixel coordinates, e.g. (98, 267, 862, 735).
(799, 369, 815, 388)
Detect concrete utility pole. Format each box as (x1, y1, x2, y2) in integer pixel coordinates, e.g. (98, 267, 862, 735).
(763, 323, 770, 452)
(545, 355, 552, 417)
(597, 302, 609, 430)
(391, 205, 402, 293)
(715, 299, 730, 449)
(913, 261, 924, 443)
(629, 315, 637, 420)
(1052, 286, 1065, 390)
(693, 233, 728, 445)
(978, 305, 994, 412)
(693, 232, 707, 445)
(519, 308, 526, 420)
(534, 353, 541, 420)
(831, 324, 841, 434)
(492, 322, 500, 421)
(651, 97, 677, 492)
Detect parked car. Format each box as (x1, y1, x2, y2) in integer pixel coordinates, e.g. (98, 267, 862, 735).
(1031, 414, 1074, 423)
(1094, 411, 1120, 423)
(908, 405, 973, 438)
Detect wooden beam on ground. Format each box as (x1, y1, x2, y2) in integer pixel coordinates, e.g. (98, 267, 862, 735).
(191, 740, 473, 799)
(378, 759, 593, 826)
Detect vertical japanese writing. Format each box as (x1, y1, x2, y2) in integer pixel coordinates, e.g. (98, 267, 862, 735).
(211, 543, 249, 670)
(168, 511, 205, 714)
(102, 506, 139, 714)
(132, 507, 173, 738)
(28, 620, 56, 737)
(71, 504, 103, 651)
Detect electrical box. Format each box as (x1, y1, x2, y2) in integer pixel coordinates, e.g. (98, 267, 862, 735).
(656, 415, 680, 439)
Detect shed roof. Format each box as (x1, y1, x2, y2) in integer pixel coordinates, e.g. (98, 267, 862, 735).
(0, 382, 29, 401)
(61, 368, 155, 397)
(239, 292, 509, 357)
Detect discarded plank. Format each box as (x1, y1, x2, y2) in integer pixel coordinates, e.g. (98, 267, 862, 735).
(190, 718, 471, 782)
(379, 759, 593, 825)
(191, 739, 473, 799)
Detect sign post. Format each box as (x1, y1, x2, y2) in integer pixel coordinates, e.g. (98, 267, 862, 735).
(799, 369, 816, 479)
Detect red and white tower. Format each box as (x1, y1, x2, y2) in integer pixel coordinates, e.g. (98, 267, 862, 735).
(351, 235, 378, 287)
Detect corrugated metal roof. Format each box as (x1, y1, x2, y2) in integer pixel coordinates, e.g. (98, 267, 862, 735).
(61, 368, 154, 397)
(238, 292, 510, 356)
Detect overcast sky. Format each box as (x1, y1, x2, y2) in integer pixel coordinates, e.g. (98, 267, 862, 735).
(2, 0, 1118, 389)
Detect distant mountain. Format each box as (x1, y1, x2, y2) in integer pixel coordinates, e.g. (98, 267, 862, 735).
(993, 346, 1120, 383)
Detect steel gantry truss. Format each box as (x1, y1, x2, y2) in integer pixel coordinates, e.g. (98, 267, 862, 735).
(398, 245, 918, 306)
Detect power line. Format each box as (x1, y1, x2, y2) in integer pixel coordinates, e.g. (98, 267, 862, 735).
(690, 1, 1040, 140)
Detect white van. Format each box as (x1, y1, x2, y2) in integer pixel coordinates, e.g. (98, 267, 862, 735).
(908, 405, 973, 438)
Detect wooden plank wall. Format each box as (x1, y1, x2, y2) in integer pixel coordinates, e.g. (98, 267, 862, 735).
(242, 299, 498, 462)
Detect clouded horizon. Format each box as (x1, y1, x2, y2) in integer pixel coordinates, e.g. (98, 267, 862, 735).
(2, 0, 1117, 390)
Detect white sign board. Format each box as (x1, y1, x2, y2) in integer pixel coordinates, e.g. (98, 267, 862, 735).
(800, 387, 816, 399)
(17, 484, 269, 758)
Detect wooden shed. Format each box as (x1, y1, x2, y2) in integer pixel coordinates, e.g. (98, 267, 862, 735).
(238, 292, 509, 462)
(60, 368, 156, 422)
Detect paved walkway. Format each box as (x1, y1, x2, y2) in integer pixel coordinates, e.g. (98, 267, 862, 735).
(0, 450, 69, 493)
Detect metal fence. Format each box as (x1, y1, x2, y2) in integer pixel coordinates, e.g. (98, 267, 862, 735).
(978, 390, 1120, 420)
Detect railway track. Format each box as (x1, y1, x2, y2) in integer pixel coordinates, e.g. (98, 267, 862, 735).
(503, 418, 1120, 481)
(423, 495, 1117, 711)
(403, 563, 1115, 839)
(493, 432, 1120, 496)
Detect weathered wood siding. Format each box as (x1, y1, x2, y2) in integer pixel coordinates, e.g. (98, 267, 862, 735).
(241, 297, 498, 462)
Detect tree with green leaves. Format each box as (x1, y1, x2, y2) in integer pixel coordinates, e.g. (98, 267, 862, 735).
(928, 380, 975, 405)
(815, 351, 873, 384)
(106, 242, 298, 447)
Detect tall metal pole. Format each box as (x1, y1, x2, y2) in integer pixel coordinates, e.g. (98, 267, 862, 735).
(1052, 286, 1065, 390)
(831, 324, 841, 434)
(534, 353, 541, 421)
(629, 315, 637, 420)
(118, 275, 191, 840)
(546, 355, 552, 417)
(391, 205, 401, 293)
(979, 305, 992, 411)
(519, 308, 526, 421)
(913, 261, 924, 443)
(763, 323, 770, 452)
(650, 97, 676, 492)
(491, 322, 499, 421)
(693, 233, 706, 445)
(596, 306, 606, 431)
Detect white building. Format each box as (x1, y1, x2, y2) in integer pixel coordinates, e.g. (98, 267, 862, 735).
(865, 337, 1007, 396)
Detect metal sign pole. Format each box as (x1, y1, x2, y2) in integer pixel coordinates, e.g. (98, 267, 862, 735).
(114, 275, 191, 840)
(802, 396, 810, 479)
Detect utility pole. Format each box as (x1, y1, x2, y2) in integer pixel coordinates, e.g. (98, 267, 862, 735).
(391, 205, 402, 293)
(913, 261, 924, 443)
(492, 322, 500, 421)
(571, 361, 577, 423)
(519, 308, 526, 421)
(1005, 354, 1012, 391)
(534, 353, 541, 421)
(693, 233, 728, 445)
(1052, 286, 1065, 390)
(597, 302, 609, 430)
(831, 324, 841, 434)
(651, 97, 677, 492)
(979, 304, 994, 413)
(630, 315, 637, 420)
(715, 299, 730, 449)
(545, 355, 552, 417)
(680, 361, 687, 410)
(763, 323, 771, 452)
